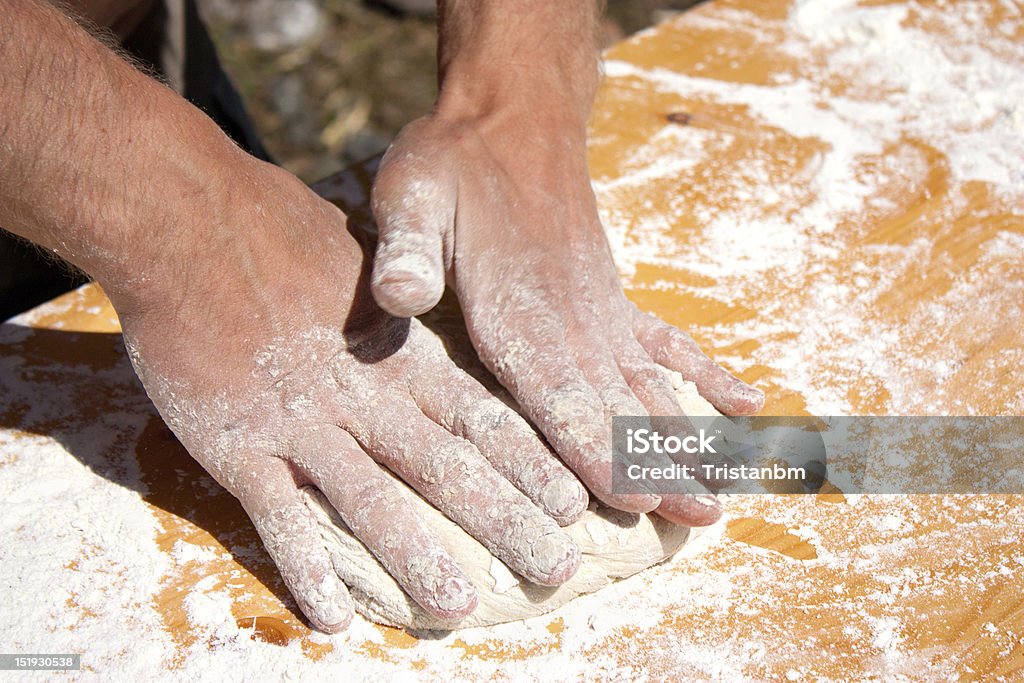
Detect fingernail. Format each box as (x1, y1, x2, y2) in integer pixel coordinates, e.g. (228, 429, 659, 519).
(431, 575, 478, 619)
(737, 381, 765, 403)
(692, 493, 723, 510)
(541, 478, 589, 524)
(604, 491, 662, 513)
(529, 532, 581, 586)
(305, 573, 352, 632)
(658, 493, 726, 527)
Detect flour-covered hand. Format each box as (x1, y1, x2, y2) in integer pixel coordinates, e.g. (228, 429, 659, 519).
(113, 163, 586, 632)
(368, 2, 763, 527)
(0, 0, 587, 635)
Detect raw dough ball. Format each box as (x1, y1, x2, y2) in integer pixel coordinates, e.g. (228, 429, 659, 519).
(304, 372, 721, 630)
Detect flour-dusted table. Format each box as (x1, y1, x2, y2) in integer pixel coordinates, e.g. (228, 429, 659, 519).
(2, 0, 1021, 678)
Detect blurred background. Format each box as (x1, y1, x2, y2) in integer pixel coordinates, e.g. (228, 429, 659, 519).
(198, 0, 706, 182)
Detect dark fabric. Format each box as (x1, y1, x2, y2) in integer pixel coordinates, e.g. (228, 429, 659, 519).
(121, 0, 274, 163)
(0, 239, 88, 322)
(1, 0, 271, 321)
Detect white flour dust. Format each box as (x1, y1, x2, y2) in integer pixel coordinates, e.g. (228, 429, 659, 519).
(2, 0, 1023, 679)
(595, 0, 1024, 415)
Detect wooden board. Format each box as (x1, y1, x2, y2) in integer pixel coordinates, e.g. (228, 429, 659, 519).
(1, 0, 1022, 678)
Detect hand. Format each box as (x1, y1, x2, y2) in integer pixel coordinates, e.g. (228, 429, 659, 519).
(369, 109, 764, 527)
(110, 161, 587, 632)
(0, 0, 584, 636)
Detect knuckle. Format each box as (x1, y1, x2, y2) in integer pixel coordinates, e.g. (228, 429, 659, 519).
(630, 365, 673, 391)
(459, 397, 515, 435)
(413, 439, 478, 491)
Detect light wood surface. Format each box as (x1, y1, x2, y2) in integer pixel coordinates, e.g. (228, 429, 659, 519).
(1, 0, 1021, 678)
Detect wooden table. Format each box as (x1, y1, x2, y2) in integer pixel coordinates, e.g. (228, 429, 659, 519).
(2, 0, 1021, 678)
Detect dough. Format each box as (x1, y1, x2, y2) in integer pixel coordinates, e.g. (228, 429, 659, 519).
(303, 372, 723, 630)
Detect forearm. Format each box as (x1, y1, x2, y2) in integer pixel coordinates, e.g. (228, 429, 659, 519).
(0, 0, 247, 306)
(435, 0, 602, 130)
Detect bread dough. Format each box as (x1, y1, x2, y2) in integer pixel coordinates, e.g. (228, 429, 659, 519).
(303, 372, 723, 630)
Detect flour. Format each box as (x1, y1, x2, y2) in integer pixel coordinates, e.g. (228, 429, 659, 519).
(595, 0, 1023, 416)
(2, 0, 1023, 679)
(171, 540, 221, 565)
(0, 333, 176, 676)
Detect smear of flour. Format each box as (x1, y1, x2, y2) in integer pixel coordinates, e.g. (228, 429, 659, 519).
(596, 0, 1023, 415)
(172, 540, 221, 565)
(0, 349, 176, 675)
(1, 1, 1022, 679)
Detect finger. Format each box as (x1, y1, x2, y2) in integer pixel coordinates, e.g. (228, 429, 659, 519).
(615, 346, 728, 525)
(340, 400, 581, 586)
(293, 429, 478, 621)
(632, 307, 764, 415)
(576, 344, 684, 465)
(236, 457, 354, 633)
(617, 347, 687, 417)
(486, 338, 662, 513)
(576, 344, 657, 424)
(617, 345, 705, 472)
(580, 345, 718, 505)
(370, 151, 453, 317)
(618, 348, 708, 464)
(408, 335, 589, 525)
(656, 492, 726, 526)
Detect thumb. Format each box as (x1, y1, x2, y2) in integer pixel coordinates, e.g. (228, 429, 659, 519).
(370, 153, 454, 318)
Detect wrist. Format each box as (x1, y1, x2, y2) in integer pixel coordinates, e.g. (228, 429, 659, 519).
(83, 106, 262, 314)
(436, 67, 595, 136)
(104, 153, 356, 328)
(435, 0, 600, 133)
